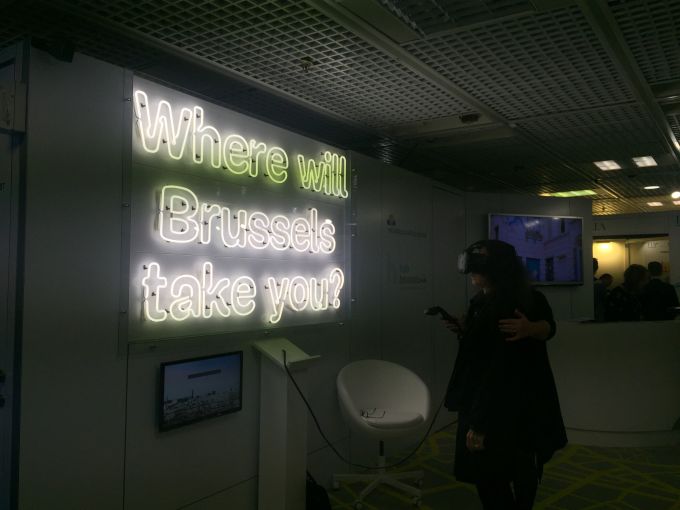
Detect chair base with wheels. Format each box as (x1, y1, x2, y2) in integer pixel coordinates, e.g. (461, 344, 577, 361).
(332, 440, 424, 508)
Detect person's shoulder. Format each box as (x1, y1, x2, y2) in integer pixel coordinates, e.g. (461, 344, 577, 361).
(530, 286, 545, 297)
(529, 287, 551, 307)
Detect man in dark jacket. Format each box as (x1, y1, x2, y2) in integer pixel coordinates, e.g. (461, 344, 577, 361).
(642, 261, 679, 320)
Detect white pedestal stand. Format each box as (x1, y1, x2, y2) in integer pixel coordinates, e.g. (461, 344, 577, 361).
(254, 338, 320, 510)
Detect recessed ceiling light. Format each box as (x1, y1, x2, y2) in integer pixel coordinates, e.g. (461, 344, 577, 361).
(674, 200, 680, 206)
(644, 185, 660, 190)
(632, 156, 657, 167)
(540, 189, 597, 198)
(594, 160, 621, 171)
(647, 202, 663, 207)
(671, 191, 680, 199)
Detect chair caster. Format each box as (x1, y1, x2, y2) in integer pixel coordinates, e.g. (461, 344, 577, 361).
(332, 480, 340, 490)
(353, 501, 363, 509)
(412, 497, 422, 507)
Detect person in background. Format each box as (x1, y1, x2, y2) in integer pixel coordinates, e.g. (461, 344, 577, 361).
(443, 240, 567, 510)
(593, 258, 607, 321)
(598, 273, 613, 289)
(642, 261, 679, 321)
(605, 264, 649, 321)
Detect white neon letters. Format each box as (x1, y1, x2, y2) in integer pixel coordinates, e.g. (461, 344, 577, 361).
(141, 263, 344, 325)
(142, 262, 257, 322)
(265, 268, 345, 324)
(159, 185, 336, 254)
(135, 86, 350, 331)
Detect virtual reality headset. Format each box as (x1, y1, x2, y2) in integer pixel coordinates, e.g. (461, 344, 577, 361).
(457, 242, 489, 274)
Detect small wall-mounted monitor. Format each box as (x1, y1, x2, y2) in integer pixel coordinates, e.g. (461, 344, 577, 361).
(489, 213, 584, 285)
(159, 351, 243, 431)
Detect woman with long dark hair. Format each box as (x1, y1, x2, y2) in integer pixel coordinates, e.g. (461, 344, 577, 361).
(444, 240, 567, 509)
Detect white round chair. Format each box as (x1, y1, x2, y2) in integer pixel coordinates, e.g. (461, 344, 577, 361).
(332, 359, 431, 508)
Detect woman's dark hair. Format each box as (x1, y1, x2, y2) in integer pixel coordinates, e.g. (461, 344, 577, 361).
(470, 240, 530, 306)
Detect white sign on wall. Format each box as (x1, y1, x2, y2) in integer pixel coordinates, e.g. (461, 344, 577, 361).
(128, 78, 350, 341)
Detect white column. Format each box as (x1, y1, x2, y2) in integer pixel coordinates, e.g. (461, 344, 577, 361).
(254, 338, 320, 510)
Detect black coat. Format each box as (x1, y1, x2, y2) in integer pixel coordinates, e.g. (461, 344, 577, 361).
(445, 288, 567, 483)
(642, 278, 679, 320)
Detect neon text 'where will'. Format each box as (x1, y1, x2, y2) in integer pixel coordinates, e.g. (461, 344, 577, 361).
(134, 90, 348, 198)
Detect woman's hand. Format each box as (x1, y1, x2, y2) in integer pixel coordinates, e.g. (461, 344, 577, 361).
(466, 429, 485, 451)
(499, 310, 552, 341)
(441, 314, 465, 335)
(498, 309, 531, 341)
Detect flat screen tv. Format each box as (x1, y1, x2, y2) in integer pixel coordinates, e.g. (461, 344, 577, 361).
(488, 213, 584, 285)
(159, 351, 243, 431)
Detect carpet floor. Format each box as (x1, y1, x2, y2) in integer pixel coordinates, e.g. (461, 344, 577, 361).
(329, 427, 680, 510)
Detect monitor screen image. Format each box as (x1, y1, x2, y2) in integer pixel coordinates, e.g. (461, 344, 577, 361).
(489, 214, 584, 285)
(159, 351, 243, 431)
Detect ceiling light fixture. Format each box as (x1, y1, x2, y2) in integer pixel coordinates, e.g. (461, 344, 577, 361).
(647, 202, 663, 207)
(674, 200, 680, 206)
(594, 160, 621, 171)
(644, 185, 660, 190)
(632, 156, 657, 167)
(540, 189, 597, 198)
(671, 191, 680, 199)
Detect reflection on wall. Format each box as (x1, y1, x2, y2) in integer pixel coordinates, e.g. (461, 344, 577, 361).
(629, 239, 670, 276)
(593, 241, 627, 287)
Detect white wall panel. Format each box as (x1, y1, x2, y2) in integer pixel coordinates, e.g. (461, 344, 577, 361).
(19, 50, 127, 509)
(348, 152, 382, 362)
(431, 187, 467, 428)
(124, 337, 259, 510)
(379, 166, 435, 388)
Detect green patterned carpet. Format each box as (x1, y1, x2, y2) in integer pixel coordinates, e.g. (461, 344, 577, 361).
(330, 427, 680, 509)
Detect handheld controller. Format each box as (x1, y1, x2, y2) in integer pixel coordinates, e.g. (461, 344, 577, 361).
(424, 306, 458, 325)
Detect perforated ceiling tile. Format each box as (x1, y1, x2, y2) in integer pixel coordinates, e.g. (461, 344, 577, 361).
(380, 0, 535, 35)
(593, 193, 680, 215)
(517, 104, 664, 164)
(404, 4, 636, 120)
(3, 3, 165, 70)
(54, 0, 474, 128)
(610, 0, 680, 85)
(592, 198, 645, 215)
(667, 113, 680, 141)
(606, 175, 680, 197)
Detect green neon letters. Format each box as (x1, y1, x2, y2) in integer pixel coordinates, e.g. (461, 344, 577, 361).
(133, 90, 348, 197)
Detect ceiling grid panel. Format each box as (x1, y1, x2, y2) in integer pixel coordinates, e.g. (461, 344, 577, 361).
(403, 4, 637, 120)
(2, 0, 679, 215)
(610, 0, 680, 85)
(53, 0, 475, 128)
(518, 103, 664, 164)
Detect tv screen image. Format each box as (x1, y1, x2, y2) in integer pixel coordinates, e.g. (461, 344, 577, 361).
(159, 351, 243, 431)
(489, 214, 584, 285)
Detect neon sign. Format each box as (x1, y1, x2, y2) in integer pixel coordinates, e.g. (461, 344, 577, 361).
(130, 79, 349, 338)
(133, 90, 348, 198)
